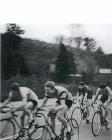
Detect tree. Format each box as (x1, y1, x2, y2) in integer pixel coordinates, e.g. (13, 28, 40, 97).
(55, 35, 65, 44)
(95, 46, 104, 55)
(68, 50, 77, 74)
(83, 37, 97, 52)
(56, 43, 76, 82)
(1, 24, 28, 79)
(6, 23, 25, 35)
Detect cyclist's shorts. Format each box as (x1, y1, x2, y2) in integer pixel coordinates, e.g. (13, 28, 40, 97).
(100, 95, 108, 103)
(28, 99, 38, 108)
(56, 99, 73, 109)
(87, 95, 92, 99)
(48, 111, 57, 119)
(65, 99, 73, 109)
(87, 91, 93, 99)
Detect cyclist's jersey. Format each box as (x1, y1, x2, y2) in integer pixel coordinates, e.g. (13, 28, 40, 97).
(77, 85, 93, 99)
(45, 86, 73, 100)
(96, 87, 112, 98)
(19, 87, 39, 102)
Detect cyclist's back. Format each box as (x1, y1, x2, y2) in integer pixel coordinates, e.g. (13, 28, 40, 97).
(20, 87, 38, 102)
(55, 86, 73, 101)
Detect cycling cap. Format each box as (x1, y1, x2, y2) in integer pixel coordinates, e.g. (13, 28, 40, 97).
(79, 81, 84, 86)
(10, 82, 20, 91)
(99, 83, 106, 89)
(44, 81, 55, 89)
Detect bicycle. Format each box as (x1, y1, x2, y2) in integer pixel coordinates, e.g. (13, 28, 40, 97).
(91, 102, 112, 136)
(34, 109, 79, 140)
(71, 97, 94, 126)
(0, 105, 47, 140)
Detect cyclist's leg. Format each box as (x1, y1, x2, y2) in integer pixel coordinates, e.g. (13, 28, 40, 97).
(86, 98, 91, 122)
(48, 107, 56, 132)
(104, 101, 111, 122)
(100, 96, 108, 117)
(56, 105, 71, 132)
(24, 102, 34, 123)
(20, 112, 26, 128)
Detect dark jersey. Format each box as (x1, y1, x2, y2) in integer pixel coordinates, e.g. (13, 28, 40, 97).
(77, 85, 93, 99)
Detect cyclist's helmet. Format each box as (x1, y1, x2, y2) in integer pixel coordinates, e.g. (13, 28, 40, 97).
(44, 81, 55, 90)
(79, 81, 84, 86)
(10, 82, 20, 91)
(99, 83, 106, 89)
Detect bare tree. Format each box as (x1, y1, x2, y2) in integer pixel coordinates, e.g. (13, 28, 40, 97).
(83, 37, 97, 52)
(67, 24, 84, 48)
(55, 35, 65, 44)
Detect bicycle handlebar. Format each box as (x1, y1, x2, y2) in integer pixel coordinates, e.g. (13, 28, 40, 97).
(0, 106, 18, 117)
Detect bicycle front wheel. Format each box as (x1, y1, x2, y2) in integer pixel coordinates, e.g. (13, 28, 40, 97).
(30, 125, 52, 140)
(105, 108, 112, 130)
(71, 107, 82, 126)
(91, 111, 101, 136)
(70, 118, 79, 140)
(0, 119, 16, 140)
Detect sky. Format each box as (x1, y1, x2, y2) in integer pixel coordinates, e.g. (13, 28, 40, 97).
(1, 0, 112, 54)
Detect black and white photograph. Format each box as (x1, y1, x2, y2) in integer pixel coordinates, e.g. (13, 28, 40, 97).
(0, 0, 112, 140)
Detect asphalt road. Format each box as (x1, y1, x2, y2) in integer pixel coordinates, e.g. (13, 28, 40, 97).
(0, 99, 112, 140)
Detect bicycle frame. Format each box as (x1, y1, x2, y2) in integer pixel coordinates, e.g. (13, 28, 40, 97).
(44, 111, 75, 139)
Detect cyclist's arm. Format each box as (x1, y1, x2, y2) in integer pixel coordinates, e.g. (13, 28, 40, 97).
(13, 93, 27, 112)
(93, 88, 100, 103)
(81, 94, 85, 104)
(106, 87, 112, 102)
(84, 92, 87, 101)
(76, 91, 79, 98)
(2, 91, 12, 107)
(39, 96, 48, 109)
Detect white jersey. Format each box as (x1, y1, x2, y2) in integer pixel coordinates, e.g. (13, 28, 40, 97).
(19, 87, 38, 102)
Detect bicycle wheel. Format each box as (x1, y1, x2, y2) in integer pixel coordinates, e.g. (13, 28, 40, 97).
(71, 107, 82, 126)
(70, 118, 79, 140)
(89, 105, 95, 123)
(91, 111, 101, 136)
(0, 119, 16, 140)
(29, 125, 45, 140)
(32, 125, 52, 140)
(105, 108, 112, 130)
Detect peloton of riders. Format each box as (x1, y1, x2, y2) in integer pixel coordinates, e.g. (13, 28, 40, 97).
(2, 81, 112, 132)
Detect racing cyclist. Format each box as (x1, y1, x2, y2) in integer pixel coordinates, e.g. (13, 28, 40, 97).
(2, 82, 39, 128)
(39, 81, 73, 138)
(76, 82, 93, 124)
(92, 83, 112, 127)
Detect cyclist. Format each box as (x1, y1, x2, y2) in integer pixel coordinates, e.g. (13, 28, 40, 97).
(92, 83, 112, 127)
(76, 81, 93, 124)
(39, 81, 73, 138)
(2, 82, 39, 127)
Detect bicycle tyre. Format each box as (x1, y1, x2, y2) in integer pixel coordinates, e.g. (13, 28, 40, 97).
(70, 118, 79, 140)
(105, 108, 112, 130)
(31, 125, 52, 140)
(0, 119, 16, 140)
(71, 107, 82, 126)
(91, 111, 101, 136)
